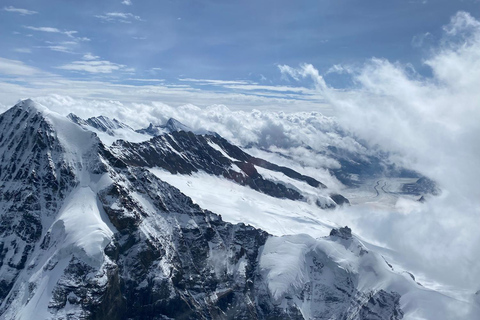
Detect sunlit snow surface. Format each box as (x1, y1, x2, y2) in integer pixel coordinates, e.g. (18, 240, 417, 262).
(150, 168, 334, 237)
(0, 101, 117, 320)
(149, 167, 479, 319)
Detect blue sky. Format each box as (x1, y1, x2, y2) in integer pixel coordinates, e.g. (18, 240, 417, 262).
(0, 0, 479, 112)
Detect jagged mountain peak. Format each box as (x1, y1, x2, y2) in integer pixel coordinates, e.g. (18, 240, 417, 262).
(136, 117, 192, 136)
(67, 113, 133, 136)
(86, 115, 133, 132)
(164, 117, 190, 132)
(13, 98, 45, 111)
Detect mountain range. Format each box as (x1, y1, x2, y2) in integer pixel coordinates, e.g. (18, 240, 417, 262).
(0, 99, 472, 320)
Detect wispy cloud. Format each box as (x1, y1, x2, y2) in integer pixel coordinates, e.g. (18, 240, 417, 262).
(411, 32, 433, 47)
(325, 64, 354, 75)
(13, 48, 32, 54)
(57, 58, 134, 74)
(148, 67, 162, 74)
(126, 78, 164, 82)
(3, 6, 37, 15)
(37, 45, 72, 53)
(24, 26, 62, 33)
(95, 12, 143, 23)
(278, 65, 302, 81)
(0, 57, 41, 76)
(179, 78, 252, 85)
(223, 84, 313, 94)
(23, 26, 90, 43)
(83, 53, 100, 60)
(0, 56, 330, 116)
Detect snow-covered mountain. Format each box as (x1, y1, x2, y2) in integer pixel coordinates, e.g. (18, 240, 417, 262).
(136, 118, 192, 136)
(0, 100, 476, 320)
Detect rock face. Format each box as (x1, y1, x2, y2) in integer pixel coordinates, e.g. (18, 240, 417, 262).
(68, 113, 343, 208)
(112, 131, 326, 202)
(0, 101, 78, 304)
(402, 176, 439, 196)
(68, 114, 133, 137)
(136, 118, 191, 136)
(0, 100, 404, 320)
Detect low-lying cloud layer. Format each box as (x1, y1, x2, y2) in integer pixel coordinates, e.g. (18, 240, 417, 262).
(280, 11, 480, 299)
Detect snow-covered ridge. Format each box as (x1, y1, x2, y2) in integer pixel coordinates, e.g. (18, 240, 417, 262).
(0, 99, 474, 319)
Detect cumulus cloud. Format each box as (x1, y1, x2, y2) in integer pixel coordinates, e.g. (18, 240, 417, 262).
(3, 6, 37, 15)
(95, 12, 143, 23)
(281, 11, 480, 301)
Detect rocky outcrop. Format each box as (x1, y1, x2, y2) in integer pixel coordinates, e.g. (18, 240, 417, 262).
(112, 131, 329, 202)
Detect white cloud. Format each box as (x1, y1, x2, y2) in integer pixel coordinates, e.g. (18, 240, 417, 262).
(3, 6, 37, 15)
(279, 11, 480, 306)
(411, 32, 433, 47)
(122, 0, 132, 5)
(179, 78, 252, 85)
(13, 48, 32, 54)
(83, 53, 100, 60)
(325, 64, 354, 75)
(95, 12, 143, 23)
(23, 26, 89, 43)
(223, 84, 314, 94)
(126, 78, 165, 82)
(0, 57, 41, 76)
(278, 65, 301, 81)
(37, 45, 73, 53)
(443, 10, 480, 36)
(57, 59, 133, 74)
(24, 26, 62, 33)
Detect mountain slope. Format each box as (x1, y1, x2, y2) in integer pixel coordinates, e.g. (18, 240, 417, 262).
(0, 100, 473, 319)
(111, 131, 346, 208)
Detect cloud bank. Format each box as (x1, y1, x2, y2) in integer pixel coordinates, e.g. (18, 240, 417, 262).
(279, 11, 480, 304)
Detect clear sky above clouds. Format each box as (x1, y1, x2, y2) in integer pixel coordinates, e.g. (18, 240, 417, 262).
(0, 0, 479, 112)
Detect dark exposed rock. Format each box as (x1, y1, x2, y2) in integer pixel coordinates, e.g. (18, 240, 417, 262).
(330, 226, 352, 240)
(112, 131, 329, 201)
(330, 194, 350, 206)
(136, 118, 191, 136)
(402, 177, 439, 196)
